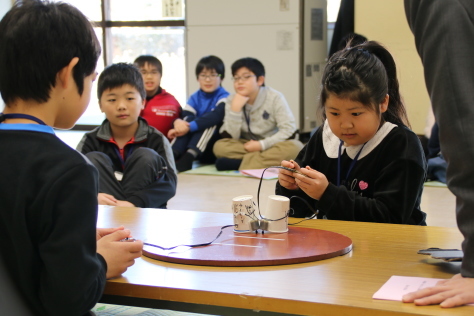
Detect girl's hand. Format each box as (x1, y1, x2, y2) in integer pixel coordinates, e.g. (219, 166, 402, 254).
(294, 166, 329, 200)
(278, 160, 301, 190)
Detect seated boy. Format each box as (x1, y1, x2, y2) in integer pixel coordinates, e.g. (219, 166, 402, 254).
(168, 55, 229, 172)
(0, 1, 143, 315)
(133, 55, 181, 138)
(77, 63, 177, 209)
(213, 57, 303, 170)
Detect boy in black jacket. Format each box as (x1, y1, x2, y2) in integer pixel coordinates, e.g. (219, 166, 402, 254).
(0, 1, 143, 315)
(77, 63, 177, 208)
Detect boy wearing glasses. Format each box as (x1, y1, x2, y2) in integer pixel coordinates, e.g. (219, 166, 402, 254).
(213, 57, 303, 170)
(134, 55, 181, 138)
(168, 55, 229, 172)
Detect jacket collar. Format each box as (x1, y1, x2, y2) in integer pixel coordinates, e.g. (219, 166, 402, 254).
(322, 119, 396, 159)
(96, 117, 149, 142)
(244, 86, 267, 112)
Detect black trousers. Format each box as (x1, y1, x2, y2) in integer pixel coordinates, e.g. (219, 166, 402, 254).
(171, 125, 220, 163)
(405, 0, 474, 277)
(85, 148, 165, 201)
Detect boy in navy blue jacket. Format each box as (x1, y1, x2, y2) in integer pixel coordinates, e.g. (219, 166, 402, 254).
(77, 63, 177, 208)
(0, 2, 143, 315)
(168, 55, 229, 172)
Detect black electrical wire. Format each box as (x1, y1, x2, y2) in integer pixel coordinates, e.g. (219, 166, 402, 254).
(144, 166, 320, 250)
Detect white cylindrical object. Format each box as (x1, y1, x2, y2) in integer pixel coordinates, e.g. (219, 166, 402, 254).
(232, 195, 258, 232)
(264, 195, 289, 233)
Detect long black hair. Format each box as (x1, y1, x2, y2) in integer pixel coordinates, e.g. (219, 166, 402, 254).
(320, 40, 410, 128)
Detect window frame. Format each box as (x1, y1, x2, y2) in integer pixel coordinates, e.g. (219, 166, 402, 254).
(70, 0, 185, 131)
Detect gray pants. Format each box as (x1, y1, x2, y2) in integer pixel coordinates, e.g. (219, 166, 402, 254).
(405, 0, 474, 276)
(86, 148, 165, 205)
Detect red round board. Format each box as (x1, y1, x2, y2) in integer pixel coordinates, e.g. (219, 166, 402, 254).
(143, 226, 352, 267)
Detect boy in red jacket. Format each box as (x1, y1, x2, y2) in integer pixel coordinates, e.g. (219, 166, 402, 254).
(134, 55, 181, 138)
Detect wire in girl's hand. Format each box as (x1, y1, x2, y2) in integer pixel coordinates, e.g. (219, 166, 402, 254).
(278, 166, 307, 177)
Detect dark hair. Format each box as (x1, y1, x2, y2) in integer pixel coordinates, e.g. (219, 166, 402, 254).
(337, 33, 368, 52)
(231, 57, 265, 86)
(320, 41, 410, 127)
(195, 55, 225, 80)
(133, 55, 163, 75)
(0, 0, 101, 105)
(97, 63, 146, 101)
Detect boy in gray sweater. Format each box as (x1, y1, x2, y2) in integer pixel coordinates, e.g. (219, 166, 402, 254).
(213, 57, 303, 170)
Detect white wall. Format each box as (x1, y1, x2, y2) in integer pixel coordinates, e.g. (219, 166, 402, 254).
(0, 0, 10, 18)
(186, 0, 328, 132)
(355, 0, 430, 134)
(186, 0, 302, 127)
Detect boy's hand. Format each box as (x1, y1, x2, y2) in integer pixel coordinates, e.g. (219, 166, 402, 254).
(96, 226, 125, 241)
(98, 193, 118, 206)
(402, 274, 474, 308)
(116, 200, 135, 207)
(173, 119, 190, 136)
(294, 166, 329, 200)
(244, 140, 261, 152)
(97, 229, 143, 279)
(231, 94, 249, 112)
(278, 160, 301, 190)
(167, 128, 177, 139)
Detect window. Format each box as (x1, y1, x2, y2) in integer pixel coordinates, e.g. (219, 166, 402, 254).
(51, 0, 185, 129)
(327, 0, 342, 23)
(327, 0, 342, 54)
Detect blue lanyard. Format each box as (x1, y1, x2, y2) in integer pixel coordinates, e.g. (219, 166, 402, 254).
(0, 113, 47, 125)
(113, 145, 134, 169)
(337, 140, 366, 186)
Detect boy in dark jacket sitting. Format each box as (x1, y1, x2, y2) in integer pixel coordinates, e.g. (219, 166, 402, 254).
(77, 63, 177, 208)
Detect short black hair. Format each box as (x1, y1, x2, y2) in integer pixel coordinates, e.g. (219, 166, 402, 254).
(195, 55, 225, 80)
(133, 55, 163, 75)
(231, 57, 265, 86)
(97, 63, 146, 101)
(0, 0, 101, 105)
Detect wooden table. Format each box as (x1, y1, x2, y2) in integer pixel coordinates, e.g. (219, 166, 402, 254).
(97, 206, 472, 316)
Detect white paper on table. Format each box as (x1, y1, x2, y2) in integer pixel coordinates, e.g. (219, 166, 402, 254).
(373, 276, 443, 301)
(373, 275, 474, 306)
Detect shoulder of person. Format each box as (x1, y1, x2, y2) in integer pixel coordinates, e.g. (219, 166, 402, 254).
(263, 86, 288, 103)
(61, 143, 99, 173)
(386, 124, 420, 142)
(137, 117, 163, 137)
(380, 124, 425, 160)
(144, 122, 169, 144)
(215, 86, 230, 96)
(160, 89, 180, 102)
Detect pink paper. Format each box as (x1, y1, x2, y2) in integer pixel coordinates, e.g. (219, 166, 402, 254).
(373, 275, 474, 306)
(240, 168, 279, 180)
(373, 276, 444, 301)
